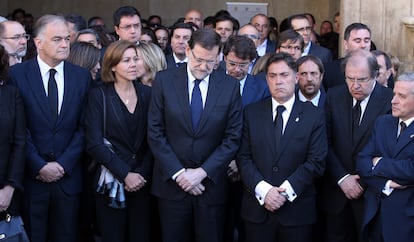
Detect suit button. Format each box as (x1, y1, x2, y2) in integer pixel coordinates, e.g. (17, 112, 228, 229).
(132, 154, 136, 159)
(272, 166, 279, 172)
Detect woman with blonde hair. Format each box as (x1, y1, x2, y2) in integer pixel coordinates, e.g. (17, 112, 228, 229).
(135, 42, 166, 86)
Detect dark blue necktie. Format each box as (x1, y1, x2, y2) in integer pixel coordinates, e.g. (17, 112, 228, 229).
(191, 79, 203, 131)
(274, 105, 285, 146)
(48, 69, 58, 122)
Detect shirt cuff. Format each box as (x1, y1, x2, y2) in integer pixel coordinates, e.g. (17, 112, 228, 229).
(372, 157, 383, 170)
(255, 180, 273, 205)
(382, 180, 394, 196)
(172, 168, 185, 180)
(279, 180, 297, 202)
(337, 174, 351, 186)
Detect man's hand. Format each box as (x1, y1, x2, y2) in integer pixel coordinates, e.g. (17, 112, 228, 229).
(188, 183, 206, 196)
(37, 162, 65, 182)
(389, 180, 407, 190)
(0, 185, 14, 212)
(227, 160, 240, 182)
(176, 168, 207, 192)
(264, 187, 287, 212)
(339, 175, 364, 199)
(124, 172, 147, 192)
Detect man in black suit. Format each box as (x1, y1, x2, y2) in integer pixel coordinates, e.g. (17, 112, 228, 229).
(237, 52, 327, 242)
(296, 55, 326, 107)
(9, 15, 91, 242)
(148, 29, 242, 242)
(289, 14, 332, 65)
(322, 49, 393, 242)
(165, 22, 194, 69)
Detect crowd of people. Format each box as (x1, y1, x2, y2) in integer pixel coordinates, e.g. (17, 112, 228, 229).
(0, 4, 411, 242)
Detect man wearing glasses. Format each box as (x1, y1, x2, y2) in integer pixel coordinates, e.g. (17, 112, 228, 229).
(148, 29, 242, 242)
(113, 6, 141, 45)
(0, 20, 29, 65)
(222, 35, 269, 242)
(289, 14, 332, 65)
(322, 49, 392, 242)
(276, 29, 304, 61)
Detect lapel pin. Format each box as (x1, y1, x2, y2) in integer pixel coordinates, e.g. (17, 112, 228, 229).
(295, 117, 299, 122)
(410, 134, 414, 138)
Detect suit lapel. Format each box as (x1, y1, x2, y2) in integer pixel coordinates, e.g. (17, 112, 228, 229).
(394, 121, 414, 156)
(171, 68, 193, 132)
(56, 62, 72, 126)
(275, 101, 303, 161)
(242, 75, 255, 106)
(354, 85, 387, 149)
(196, 71, 222, 132)
(259, 99, 278, 158)
(25, 60, 53, 122)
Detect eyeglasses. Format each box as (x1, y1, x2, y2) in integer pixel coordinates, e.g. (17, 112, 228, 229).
(239, 34, 260, 40)
(226, 60, 250, 69)
(294, 26, 313, 33)
(118, 24, 140, 30)
(190, 49, 216, 67)
(0, 33, 30, 41)
(279, 45, 302, 51)
(345, 76, 372, 84)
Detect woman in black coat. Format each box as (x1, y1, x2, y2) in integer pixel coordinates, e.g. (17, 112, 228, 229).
(0, 45, 25, 217)
(85, 40, 152, 242)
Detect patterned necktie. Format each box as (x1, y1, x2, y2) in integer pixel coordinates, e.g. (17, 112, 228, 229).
(274, 105, 286, 146)
(191, 79, 203, 131)
(48, 69, 58, 122)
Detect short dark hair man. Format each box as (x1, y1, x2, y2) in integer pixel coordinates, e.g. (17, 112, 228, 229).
(296, 55, 326, 107)
(148, 29, 242, 242)
(165, 22, 194, 69)
(113, 5, 141, 44)
(237, 52, 327, 242)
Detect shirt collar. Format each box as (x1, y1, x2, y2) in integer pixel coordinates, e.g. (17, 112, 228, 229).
(37, 55, 64, 77)
(298, 89, 321, 107)
(173, 53, 188, 64)
(187, 65, 210, 84)
(272, 94, 295, 116)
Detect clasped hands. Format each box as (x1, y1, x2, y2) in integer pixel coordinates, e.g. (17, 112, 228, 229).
(124, 172, 147, 192)
(176, 168, 207, 196)
(36, 162, 65, 182)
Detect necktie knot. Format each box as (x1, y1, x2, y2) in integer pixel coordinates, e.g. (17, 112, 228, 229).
(194, 79, 202, 86)
(49, 68, 57, 77)
(276, 105, 286, 115)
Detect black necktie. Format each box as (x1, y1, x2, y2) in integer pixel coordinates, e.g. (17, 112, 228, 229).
(48, 69, 58, 122)
(399, 121, 407, 138)
(352, 100, 362, 128)
(177, 62, 186, 68)
(191, 79, 202, 131)
(274, 105, 286, 146)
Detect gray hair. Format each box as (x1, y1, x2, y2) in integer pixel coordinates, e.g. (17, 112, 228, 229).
(397, 72, 414, 83)
(33, 14, 67, 39)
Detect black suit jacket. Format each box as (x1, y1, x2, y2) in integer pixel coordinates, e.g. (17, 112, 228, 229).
(265, 40, 277, 54)
(0, 84, 25, 191)
(323, 83, 392, 213)
(148, 66, 242, 205)
(10, 58, 91, 195)
(237, 98, 327, 225)
(85, 82, 152, 181)
(308, 42, 332, 65)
